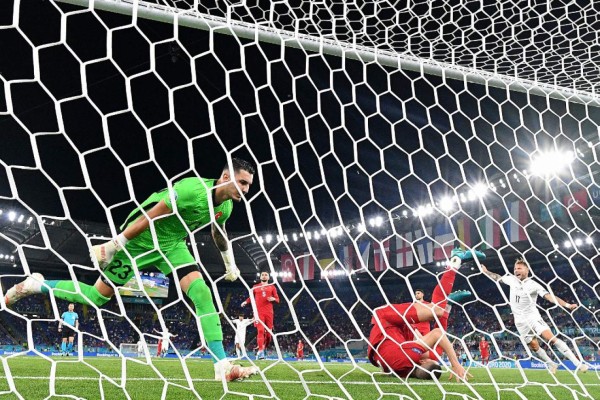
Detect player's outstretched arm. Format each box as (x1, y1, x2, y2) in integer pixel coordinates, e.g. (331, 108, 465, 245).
(543, 293, 578, 310)
(92, 200, 172, 267)
(212, 222, 240, 282)
(480, 264, 502, 282)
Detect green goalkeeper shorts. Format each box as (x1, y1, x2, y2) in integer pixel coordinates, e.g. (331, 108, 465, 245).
(102, 240, 196, 285)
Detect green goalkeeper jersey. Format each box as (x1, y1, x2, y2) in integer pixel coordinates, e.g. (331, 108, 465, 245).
(121, 177, 232, 250)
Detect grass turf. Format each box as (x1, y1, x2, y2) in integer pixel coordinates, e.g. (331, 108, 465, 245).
(0, 357, 597, 399)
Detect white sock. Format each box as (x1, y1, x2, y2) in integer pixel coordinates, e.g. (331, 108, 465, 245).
(554, 339, 581, 366)
(534, 348, 554, 364)
(235, 347, 241, 357)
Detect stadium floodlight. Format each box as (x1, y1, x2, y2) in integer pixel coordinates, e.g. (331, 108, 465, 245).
(585, 237, 593, 244)
(356, 223, 365, 233)
(292, 233, 298, 241)
(564, 241, 573, 248)
(265, 234, 272, 243)
(306, 232, 312, 240)
(574, 238, 583, 247)
(314, 231, 321, 240)
(401, 210, 408, 217)
(8, 211, 16, 221)
(17, 215, 24, 223)
(472, 183, 488, 198)
(530, 150, 575, 178)
(374, 216, 383, 227)
(438, 196, 454, 212)
(417, 204, 433, 217)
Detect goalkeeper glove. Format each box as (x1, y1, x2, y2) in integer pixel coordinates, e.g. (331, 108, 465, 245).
(92, 233, 128, 268)
(221, 248, 240, 282)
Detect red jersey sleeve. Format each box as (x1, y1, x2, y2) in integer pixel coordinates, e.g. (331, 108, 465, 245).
(271, 285, 280, 303)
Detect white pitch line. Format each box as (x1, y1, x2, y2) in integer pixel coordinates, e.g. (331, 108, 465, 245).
(0, 376, 597, 387)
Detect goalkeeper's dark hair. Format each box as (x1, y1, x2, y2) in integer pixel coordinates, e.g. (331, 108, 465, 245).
(224, 158, 255, 175)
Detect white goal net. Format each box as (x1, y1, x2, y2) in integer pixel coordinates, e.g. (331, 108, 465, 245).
(1, 0, 599, 399)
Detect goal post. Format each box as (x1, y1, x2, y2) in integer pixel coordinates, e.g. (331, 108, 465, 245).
(119, 342, 158, 358)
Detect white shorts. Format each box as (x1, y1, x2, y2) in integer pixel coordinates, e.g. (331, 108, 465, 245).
(515, 318, 551, 344)
(161, 341, 170, 352)
(235, 335, 246, 346)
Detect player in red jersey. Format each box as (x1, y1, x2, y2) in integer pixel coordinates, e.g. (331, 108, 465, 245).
(296, 340, 304, 360)
(411, 289, 431, 336)
(241, 271, 280, 359)
(410, 285, 472, 341)
(368, 248, 483, 380)
(479, 336, 490, 366)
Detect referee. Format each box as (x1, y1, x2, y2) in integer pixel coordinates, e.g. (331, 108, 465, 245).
(59, 303, 79, 356)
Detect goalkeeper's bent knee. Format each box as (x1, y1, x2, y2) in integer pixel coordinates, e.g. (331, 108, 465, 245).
(186, 278, 223, 342)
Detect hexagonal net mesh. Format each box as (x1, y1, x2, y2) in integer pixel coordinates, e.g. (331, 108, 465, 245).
(1, 0, 599, 398)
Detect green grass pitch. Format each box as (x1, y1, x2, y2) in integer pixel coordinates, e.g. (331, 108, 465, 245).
(0, 357, 597, 399)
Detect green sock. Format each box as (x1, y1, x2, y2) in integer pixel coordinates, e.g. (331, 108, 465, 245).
(42, 281, 111, 307)
(207, 341, 226, 362)
(186, 279, 225, 362)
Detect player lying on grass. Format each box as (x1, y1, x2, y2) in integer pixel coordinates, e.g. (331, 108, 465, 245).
(4, 158, 259, 382)
(481, 257, 588, 374)
(368, 248, 483, 381)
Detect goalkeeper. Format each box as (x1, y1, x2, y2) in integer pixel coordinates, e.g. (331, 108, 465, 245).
(368, 248, 483, 381)
(5, 158, 258, 382)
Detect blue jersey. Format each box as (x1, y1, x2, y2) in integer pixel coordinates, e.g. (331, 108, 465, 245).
(61, 311, 78, 327)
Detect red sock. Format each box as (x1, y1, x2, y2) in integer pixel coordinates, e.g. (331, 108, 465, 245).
(256, 324, 265, 351)
(431, 269, 456, 330)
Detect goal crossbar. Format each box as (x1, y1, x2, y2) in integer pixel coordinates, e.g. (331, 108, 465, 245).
(55, 0, 600, 107)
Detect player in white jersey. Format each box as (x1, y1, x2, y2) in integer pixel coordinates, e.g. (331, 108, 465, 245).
(481, 258, 588, 373)
(137, 339, 144, 357)
(232, 315, 254, 358)
(153, 328, 177, 357)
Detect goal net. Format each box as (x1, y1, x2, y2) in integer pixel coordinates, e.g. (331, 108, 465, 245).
(120, 342, 159, 358)
(1, 0, 599, 399)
